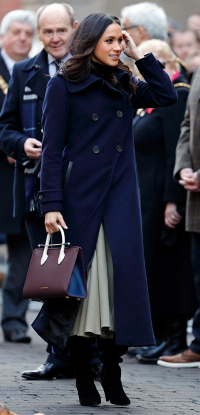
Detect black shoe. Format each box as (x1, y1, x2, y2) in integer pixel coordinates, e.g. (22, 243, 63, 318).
(4, 329, 31, 343)
(126, 346, 155, 357)
(101, 363, 130, 406)
(21, 362, 74, 380)
(136, 339, 188, 364)
(91, 363, 102, 382)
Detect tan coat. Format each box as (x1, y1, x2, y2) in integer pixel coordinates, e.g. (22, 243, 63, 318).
(174, 66, 200, 232)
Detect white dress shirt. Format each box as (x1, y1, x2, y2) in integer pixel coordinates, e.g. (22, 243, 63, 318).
(1, 48, 16, 76)
(48, 53, 72, 76)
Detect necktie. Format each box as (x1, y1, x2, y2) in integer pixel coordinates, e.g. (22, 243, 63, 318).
(54, 59, 63, 70)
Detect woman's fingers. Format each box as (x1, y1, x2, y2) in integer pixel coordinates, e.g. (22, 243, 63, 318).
(45, 212, 68, 234)
(165, 218, 175, 228)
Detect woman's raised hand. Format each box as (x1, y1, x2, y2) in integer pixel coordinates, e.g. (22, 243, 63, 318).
(122, 30, 144, 61)
(45, 211, 68, 235)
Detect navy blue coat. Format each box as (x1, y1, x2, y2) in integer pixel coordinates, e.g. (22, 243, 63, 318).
(0, 49, 49, 218)
(0, 52, 22, 234)
(38, 53, 177, 346)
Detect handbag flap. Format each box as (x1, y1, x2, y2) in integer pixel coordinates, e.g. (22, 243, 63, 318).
(23, 246, 80, 299)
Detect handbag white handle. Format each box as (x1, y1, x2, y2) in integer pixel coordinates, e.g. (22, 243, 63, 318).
(41, 224, 66, 265)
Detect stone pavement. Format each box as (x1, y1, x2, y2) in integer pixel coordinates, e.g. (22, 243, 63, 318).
(0, 306, 199, 415)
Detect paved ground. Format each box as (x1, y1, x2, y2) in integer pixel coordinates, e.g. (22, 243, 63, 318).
(0, 306, 199, 415)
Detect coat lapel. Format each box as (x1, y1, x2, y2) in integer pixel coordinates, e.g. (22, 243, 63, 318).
(23, 49, 49, 99)
(0, 52, 11, 83)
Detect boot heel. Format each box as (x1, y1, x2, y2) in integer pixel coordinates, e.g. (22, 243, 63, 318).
(101, 380, 110, 401)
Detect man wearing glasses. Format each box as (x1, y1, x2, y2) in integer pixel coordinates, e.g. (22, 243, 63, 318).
(121, 2, 167, 46)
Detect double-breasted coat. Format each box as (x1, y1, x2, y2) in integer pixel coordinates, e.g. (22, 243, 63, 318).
(38, 53, 177, 347)
(133, 73, 197, 315)
(174, 65, 200, 233)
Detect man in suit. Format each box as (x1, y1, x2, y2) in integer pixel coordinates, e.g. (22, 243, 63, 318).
(0, 2, 102, 382)
(157, 65, 200, 368)
(0, 9, 36, 343)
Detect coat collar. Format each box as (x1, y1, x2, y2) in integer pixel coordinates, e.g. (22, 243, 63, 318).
(0, 51, 11, 82)
(23, 49, 49, 99)
(65, 68, 131, 95)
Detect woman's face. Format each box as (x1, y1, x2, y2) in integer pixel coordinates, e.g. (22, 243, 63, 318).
(92, 23, 123, 66)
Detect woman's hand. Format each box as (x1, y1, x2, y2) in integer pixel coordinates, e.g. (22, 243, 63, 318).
(45, 211, 68, 234)
(164, 203, 182, 229)
(122, 30, 144, 61)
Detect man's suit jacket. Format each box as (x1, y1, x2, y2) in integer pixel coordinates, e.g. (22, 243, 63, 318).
(0, 51, 22, 234)
(0, 48, 49, 218)
(174, 65, 200, 233)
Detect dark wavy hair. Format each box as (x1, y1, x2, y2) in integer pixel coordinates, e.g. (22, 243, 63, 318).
(62, 13, 136, 94)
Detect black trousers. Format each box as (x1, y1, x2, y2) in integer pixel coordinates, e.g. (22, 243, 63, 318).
(190, 232, 200, 354)
(25, 216, 101, 368)
(1, 224, 32, 333)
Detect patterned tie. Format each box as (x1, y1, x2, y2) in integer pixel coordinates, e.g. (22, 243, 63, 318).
(54, 59, 63, 70)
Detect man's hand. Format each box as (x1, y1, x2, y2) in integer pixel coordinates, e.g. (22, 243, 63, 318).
(179, 168, 200, 192)
(45, 211, 68, 235)
(24, 138, 42, 159)
(7, 156, 15, 165)
(165, 203, 182, 229)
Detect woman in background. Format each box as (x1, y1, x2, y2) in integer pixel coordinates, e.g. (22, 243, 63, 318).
(132, 39, 197, 364)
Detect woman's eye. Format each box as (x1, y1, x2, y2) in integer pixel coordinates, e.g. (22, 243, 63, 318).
(118, 38, 123, 43)
(106, 39, 112, 43)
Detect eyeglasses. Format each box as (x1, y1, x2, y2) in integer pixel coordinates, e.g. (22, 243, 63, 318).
(122, 25, 138, 31)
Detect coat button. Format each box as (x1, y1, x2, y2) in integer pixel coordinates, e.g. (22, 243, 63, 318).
(117, 110, 123, 118)
(38, 195, 43, 200)
(93, 146, 99, 154)
(116, 145, 122, 153)
(92, 114, 98, 121)
(10, 151, 14, 157)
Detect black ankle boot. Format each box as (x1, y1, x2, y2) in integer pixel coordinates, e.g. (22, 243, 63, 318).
(70, 337, 101, 407)
(101, 362, 130, 405)
(98, 339, 130, 406)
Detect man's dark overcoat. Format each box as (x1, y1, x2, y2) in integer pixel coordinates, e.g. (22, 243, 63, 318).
(0, 51, 22, 234)
(133, 73, 197, 315)
(0, 49, 49, 218)
(38, 53, 177, 346)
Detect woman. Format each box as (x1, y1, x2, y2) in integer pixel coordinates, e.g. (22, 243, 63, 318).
(131, 39, 197, 363)
(38, 14, 177, 407)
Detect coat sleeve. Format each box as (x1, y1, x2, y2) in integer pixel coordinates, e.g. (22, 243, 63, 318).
(38, 74, 69, 214)
(131, 53, 177, 109)
(0, 64, 27, 164)
(162, 87, 189, 204)
(173, 103, 192, 181)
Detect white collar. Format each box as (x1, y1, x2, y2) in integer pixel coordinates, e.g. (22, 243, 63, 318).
(1, 48, 16, 75)
(48, 52, 71, 65)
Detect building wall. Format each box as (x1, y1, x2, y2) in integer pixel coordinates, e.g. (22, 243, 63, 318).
(21, 0, 200, 25)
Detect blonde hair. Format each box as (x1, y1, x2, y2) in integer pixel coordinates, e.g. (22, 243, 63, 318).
(133, 39, 180, 79)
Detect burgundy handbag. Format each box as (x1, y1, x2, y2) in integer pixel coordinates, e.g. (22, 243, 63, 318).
(23, 225, 87, 302)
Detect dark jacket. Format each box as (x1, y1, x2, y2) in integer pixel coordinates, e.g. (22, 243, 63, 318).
(0, 49, 49, 218)
(0, 51, 22, 234)
(133, 73, 197, 315)
(38, 53, 177, 347)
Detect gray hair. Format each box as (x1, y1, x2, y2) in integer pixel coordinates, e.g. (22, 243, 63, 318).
(0, 9, 36, 35)
(121, 2, 167, 40)
(36, 3, 75, 29)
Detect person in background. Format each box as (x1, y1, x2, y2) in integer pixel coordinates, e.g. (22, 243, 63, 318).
(171, 29, 198, 63)
(0, 2, 101, 382)
(0, 10, 35, 343)
(129, 39, 197, 364)
(166, 17, 182, 45)
(121, 2, 167, 46)
(186, 13, 200, 48)
(185, 49, 200, 82)
(158, 63, 200, 369)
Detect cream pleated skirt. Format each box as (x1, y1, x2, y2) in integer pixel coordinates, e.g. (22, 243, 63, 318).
(70, 224, 115, 339)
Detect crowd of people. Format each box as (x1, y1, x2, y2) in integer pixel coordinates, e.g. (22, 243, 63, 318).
(0, 0, 200, 409)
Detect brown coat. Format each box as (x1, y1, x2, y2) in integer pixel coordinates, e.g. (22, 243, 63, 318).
(174, 66, 200, 232)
